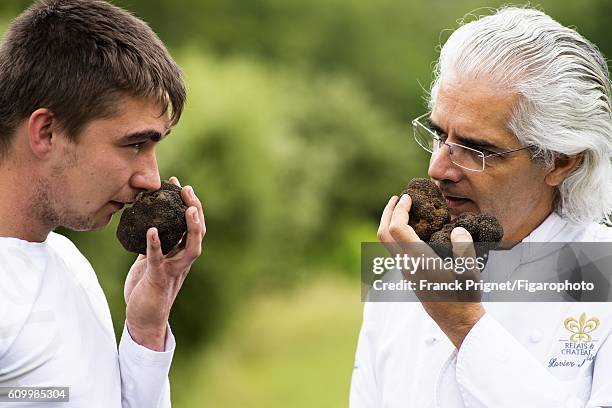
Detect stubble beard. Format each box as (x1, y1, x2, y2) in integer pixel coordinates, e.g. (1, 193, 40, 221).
(32, 175, 98, 232)
(32, 146, 99, 232)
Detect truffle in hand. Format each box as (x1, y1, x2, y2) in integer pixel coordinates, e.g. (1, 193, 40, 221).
(430, 212, 504, 259)
(398, 178, 504, 260)
(117, 181, 188, 255)
(400, 178, 450, 242)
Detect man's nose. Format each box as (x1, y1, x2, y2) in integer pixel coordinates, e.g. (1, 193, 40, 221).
(427, 145, 462, 183)
(130, 152, 161, 192)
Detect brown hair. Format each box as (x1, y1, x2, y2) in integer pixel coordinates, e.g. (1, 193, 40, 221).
(0, 0, 186, 159)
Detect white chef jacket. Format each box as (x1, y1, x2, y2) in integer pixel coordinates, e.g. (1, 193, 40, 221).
(0, 232, 175, 407)
(350, 212, 612, 408)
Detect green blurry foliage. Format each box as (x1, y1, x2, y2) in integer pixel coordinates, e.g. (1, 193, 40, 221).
(170, 277, 362, 408)
(112, 0, 611, 122)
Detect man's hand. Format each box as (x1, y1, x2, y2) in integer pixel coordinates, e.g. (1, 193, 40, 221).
(124, 176, 206, 351)
(377, 194, 484, 348)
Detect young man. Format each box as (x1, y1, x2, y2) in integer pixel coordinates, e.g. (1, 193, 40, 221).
(351, 7, 612, 407)
(0, 1, 204, 407)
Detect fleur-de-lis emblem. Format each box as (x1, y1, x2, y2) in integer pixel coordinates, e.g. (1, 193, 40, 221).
(564, 313, 599, 343)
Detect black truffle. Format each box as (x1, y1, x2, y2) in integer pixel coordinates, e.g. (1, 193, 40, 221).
(430, 212, 504, 258)
(398, 179, 504, 260)
(400, 178, 450, 242)
(117, 181, 188, 255)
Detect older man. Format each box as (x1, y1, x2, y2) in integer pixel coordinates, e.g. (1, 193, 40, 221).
(351, 7, 612, 407)
(0, 1, 204, 407)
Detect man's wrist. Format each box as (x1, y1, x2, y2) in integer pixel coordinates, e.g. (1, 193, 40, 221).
(423, 302, 485, 348)
(126, 321, 168, 352)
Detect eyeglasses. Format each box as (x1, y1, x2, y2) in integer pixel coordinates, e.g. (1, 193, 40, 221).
(412, 112, 534, 172)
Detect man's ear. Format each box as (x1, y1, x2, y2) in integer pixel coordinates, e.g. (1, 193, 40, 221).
(27, 108, 56, 159)
(544, 153, 583, 187)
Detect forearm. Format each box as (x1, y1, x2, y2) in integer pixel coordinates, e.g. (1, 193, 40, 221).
(126, 321, 168, 352)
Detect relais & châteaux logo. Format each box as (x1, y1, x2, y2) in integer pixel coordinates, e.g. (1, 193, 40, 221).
(549, 312, 600, 369)
(564, 312, 600, 343)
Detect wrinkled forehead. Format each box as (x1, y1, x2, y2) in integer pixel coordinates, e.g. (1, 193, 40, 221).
(431, 76, 520, 147)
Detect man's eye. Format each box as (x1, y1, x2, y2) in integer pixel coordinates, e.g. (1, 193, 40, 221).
(435, 132, 448, 142)
(428, 127, 443, 137)
(128, 141, 146, 151)
(480, 148, 496, 156)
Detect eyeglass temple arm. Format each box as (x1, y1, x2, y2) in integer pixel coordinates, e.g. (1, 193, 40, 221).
(484, 145, 534, 158)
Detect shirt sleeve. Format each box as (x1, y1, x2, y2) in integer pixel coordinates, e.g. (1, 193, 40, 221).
(350, 302, 381, 408)
(118, 322, 176, 408)
(449, 312, 611, 408)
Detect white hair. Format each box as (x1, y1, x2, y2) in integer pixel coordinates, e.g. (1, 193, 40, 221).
(429, 6, 612, 224)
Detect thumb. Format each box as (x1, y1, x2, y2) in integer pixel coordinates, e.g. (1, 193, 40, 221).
(450, 227, 476, 262)
(146, 227, 164, 270)
(450, 227, 479, 277)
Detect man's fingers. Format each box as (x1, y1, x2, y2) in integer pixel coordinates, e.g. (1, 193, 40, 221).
(450, 227, 482, 302)
(183, 207, 203, 261)
(169, 176, 181, 187)
(450, 227, 480, 276)
(450, 227, 476, 258)
(378, 196, 405, 254)
(163, 184, 206, 262)
(377, 195, 399, 242)
(182, 186, 205, 233)
(146, 227, 164, 267)
(389, 194, 420, 243)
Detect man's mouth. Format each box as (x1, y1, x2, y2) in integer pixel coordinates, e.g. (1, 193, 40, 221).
(435, 182, 473, 211)
(442, 195, 471, 209)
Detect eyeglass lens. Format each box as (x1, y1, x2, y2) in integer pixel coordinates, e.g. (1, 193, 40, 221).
(414, 123, 484, 171)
